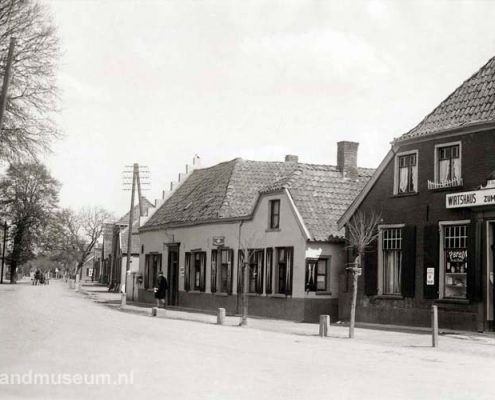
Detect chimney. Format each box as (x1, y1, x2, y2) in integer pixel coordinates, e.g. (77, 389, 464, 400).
(285, 154, 299, 163)
(193, 154, 201, 168)
(337, 141, 359, 177)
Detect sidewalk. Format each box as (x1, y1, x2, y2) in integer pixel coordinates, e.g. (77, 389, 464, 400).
(75, 281, 495, 350)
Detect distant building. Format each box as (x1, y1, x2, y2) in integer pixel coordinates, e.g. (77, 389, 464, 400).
(138, 143, 373, 322)
(100, 198, 154, 291)
(339, 56, 495, 331)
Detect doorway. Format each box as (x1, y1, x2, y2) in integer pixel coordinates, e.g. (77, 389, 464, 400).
(167, 245, 179, 306)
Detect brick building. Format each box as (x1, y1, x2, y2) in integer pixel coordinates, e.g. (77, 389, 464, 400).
(339, 56, 495, 331)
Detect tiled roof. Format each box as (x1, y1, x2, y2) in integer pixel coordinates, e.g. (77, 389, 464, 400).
(287, 165, 373, 240)
(398, 56, 495, 141)
(142, 159, 373, 241)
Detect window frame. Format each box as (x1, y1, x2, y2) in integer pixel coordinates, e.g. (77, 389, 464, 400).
(144, 253, 162, 290)
(393, 150, 418, 195)
(305, 257, 330, 293)
(269, 199, 281, 229)
(265, 248, 273, 294)
(185, 251, 206, 292)
(214, 248, 233, 294)
(275, 247, 293, 295)
(434, 141, 462, 185)
(247, 249, 264, 294)
(377, 224, 405, 295)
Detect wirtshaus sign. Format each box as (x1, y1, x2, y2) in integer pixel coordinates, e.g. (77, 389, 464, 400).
(446, 188, 495, 208)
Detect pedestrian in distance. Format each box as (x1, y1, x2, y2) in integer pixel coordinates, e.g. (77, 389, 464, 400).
(154, 271, 168, 308)
(34, 269, 41, 285)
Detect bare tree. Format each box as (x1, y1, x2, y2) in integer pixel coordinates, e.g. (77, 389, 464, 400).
(0, 0, 59, 160)
(46, 207, 112, 279)
(345, 210, 381, 338)
(237, 228, 261, 326)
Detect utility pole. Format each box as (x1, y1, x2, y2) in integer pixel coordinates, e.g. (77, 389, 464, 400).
(121, 163, 150, 306)
(0, 37, 15, 130)
(1, 222, 7, 284)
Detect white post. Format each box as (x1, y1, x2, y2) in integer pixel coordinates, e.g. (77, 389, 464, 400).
(432, 305, 438, 347)
(217, 308, 226, 325)
(319, 315, 330, 337)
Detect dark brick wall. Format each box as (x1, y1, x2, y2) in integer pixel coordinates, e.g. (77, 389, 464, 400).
(348, 129, 495, 331)
(136, 289, 338, 322)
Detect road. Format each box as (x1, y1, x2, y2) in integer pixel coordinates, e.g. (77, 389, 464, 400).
(1, 279, 495, 400)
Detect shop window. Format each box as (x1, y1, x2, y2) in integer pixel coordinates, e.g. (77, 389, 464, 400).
(144, 253, 161, 289)
(443, 224, 467, 299)
(269, 199, 280, 229)
(275, 247, 293, 295)
(381, 228, 402, 295)
(395, 152, 418, 194)
(305, 258, 329, 292)
(213, 248, 233, 294)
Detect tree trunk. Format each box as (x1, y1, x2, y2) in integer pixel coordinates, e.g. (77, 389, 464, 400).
(240, 263, 248, 326)
(9, 260, 16, 284)
(349, 271, 358, 338)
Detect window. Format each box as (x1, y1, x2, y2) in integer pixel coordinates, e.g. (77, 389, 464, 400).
(248, 249, 264, 294)
(211, 250, 217, 293)
(266, 248, 273, 294)
(437, 144, 461, 184)
(443, 224, 467, 299)
(275, 247, 293, 295)
(269, 199, 280, 229)
(185, 251, 206, 292)
(220, 249, 233, 294)
(381, 228, 402, 295)
(305, 258, 328, 292)
(212, 248, 233, 294)
(394, 151, 418, 194)
(144, 253, 161, 289)
(398, 153, 417, 193)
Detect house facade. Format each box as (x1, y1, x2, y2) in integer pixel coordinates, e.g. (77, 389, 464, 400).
(339, 56, 495, 331)
(137, 143, 373, 322)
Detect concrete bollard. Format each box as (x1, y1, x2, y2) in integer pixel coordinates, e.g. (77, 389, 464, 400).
(432, 305, 438, 347)
(319, 315, 330, 337)
(151, 307, 157, 317)
(217, 308, 226, 325)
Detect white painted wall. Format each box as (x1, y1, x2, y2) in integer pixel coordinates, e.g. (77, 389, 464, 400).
(138, 190, 345, 299)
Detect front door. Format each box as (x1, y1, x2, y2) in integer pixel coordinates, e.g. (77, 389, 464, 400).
(167, 246, 179, 306)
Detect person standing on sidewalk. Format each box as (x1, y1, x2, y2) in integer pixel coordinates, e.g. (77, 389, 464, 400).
(154, 271, 168, 308)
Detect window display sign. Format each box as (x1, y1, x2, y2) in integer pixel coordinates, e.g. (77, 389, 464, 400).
(426, 267, 435, 285)
(447, 250, 467, 263)
(446, 188, 495, 208)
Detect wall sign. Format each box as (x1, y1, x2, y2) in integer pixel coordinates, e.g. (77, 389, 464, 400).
(426, 267, 435, 286)
(212, 236, 225, 246)
(446, 188, 495, 208)
(179, 266, 185, 277)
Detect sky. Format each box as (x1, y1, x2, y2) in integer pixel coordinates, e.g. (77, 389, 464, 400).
(41, 0, 495, 217)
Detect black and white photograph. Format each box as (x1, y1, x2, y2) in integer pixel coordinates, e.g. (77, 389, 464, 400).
(1, 0, 495, 399)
